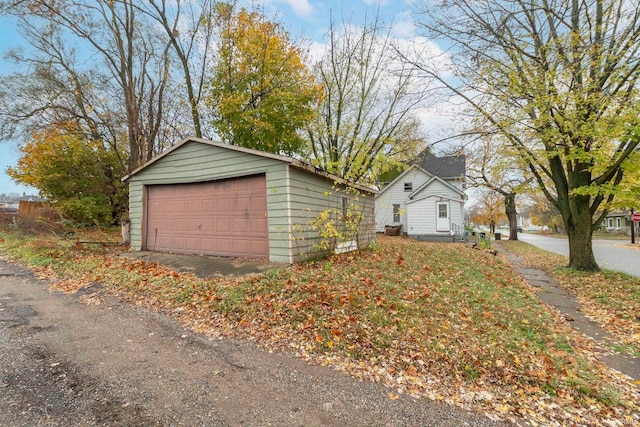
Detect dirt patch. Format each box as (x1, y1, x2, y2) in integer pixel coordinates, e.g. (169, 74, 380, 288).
(0, 335, 161, 426)
(121, 251, 284, 278)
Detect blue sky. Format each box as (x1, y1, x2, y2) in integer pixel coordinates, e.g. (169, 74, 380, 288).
(263, 0, 413, 39)
(0, 0, 416, 195)
(0, 13, 31, 196)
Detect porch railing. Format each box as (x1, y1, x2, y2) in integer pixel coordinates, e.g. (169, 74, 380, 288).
(451, 223, 467, 242)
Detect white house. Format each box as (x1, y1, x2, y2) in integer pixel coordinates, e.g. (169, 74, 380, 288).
(375, 153, 467, 241)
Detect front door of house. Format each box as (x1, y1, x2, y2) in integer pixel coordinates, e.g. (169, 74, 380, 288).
(436, 201, 450, 232)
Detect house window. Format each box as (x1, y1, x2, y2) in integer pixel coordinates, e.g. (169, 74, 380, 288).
(341, 196, 348, 218)
(393, 204, 400, 222)
(608, 218, 613, 228)
(616, 217, 621, 228)
(404, 182, 413, 192)
(438, 203, 448, 218)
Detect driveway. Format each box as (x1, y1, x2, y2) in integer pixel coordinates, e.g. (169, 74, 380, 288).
(0, 257, 502, 427)
(120, 251, 282, 278)
(517, 233, 640, 277)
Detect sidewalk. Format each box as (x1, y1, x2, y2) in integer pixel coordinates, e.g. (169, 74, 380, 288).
(496, 244, 639, 380)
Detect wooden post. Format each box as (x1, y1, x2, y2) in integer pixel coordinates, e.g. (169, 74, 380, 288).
(632, 209, 636, 245)
(121, 219, 131, 244)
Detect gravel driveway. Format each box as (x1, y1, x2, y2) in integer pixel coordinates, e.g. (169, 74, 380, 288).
(0, 258, 504, 427)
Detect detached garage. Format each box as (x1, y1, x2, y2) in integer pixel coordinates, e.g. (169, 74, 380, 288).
(123, 138, 376, 263)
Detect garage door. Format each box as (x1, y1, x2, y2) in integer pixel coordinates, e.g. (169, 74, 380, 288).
(145, 175, 268, 258)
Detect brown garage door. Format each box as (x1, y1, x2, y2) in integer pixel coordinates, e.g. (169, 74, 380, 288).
(145, 175, 268, 258)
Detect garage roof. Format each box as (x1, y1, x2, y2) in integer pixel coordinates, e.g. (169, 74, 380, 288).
(122, 137, 376, 195)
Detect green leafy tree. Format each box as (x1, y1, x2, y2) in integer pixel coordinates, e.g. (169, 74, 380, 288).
(607, 150, 640, 211)
(207, 5, 320, 155)
(410, 0, 640, 271)
(7, 123, 127, 224)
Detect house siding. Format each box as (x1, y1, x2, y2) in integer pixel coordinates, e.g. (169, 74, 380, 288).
(287, 167, 375, 262)
(375, 168, 431, 233)
(415, 179, 459, 198)
(407, 195, 465, 236)
(448, 178, 465, 191)
(126, 139, 376, 263)
(126, 140, 291, 263)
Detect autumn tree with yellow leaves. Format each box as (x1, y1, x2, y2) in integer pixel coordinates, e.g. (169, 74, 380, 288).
(7, 123, 127, 224)
(207, 5, 321, 156)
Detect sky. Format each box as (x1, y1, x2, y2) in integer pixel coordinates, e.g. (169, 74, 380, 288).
(0, 13, 32, 196)
(0, 0, 451, 196)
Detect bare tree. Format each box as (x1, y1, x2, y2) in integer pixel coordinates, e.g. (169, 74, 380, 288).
(137, 0, 219, 139)
(0, 0, 174, 171)
(306, 11, 428, 185)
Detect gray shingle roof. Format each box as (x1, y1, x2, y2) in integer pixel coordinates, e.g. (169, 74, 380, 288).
(417, 152, 466, 179)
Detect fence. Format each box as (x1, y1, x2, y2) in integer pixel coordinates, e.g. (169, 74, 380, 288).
(18, 201, 48, 218)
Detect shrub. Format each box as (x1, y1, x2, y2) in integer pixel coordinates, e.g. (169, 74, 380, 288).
(58, 195, 113, 225)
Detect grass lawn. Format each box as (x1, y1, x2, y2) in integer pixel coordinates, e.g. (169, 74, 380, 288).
(0, 230, 638, 426)
(498, 240, 640, 358)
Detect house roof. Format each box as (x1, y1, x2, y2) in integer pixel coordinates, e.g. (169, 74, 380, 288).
(375, 165, 432, 198)
(14, 195, 47, 202)
(406, 193, 463, 205)
(417, 151, 466, 179)
(122, 137, 377, 195)
(409, 175, 466, 200)
(604, 210, 632, 217)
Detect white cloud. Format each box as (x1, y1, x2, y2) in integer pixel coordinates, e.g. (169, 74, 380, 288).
(306, 40, 328, 64)
(280, 0, 315, 19)
(390, 11, 415, 38)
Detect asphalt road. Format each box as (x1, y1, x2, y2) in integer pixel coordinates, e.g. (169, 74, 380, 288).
(517, 233, 640, 277)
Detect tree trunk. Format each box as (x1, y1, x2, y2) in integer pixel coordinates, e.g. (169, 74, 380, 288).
(504, 192, 518, 240)
(564, 195, 599, 271)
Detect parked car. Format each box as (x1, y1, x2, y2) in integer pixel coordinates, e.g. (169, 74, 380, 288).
(516, 226, 523, 232)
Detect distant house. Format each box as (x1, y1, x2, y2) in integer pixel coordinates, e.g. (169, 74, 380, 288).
(375, 152, 467, 241)
(601, 210, 637, 236)
(123, 137, 376, 263)
(14, 195, 47, 203)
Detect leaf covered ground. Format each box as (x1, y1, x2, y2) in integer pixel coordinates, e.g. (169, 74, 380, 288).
(499, 240, 640, 357)
(0, 231, 638, 426)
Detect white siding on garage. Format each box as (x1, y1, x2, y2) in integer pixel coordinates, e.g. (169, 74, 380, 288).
(375, 168, 432, 233)
(407, 196, 464, 235)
